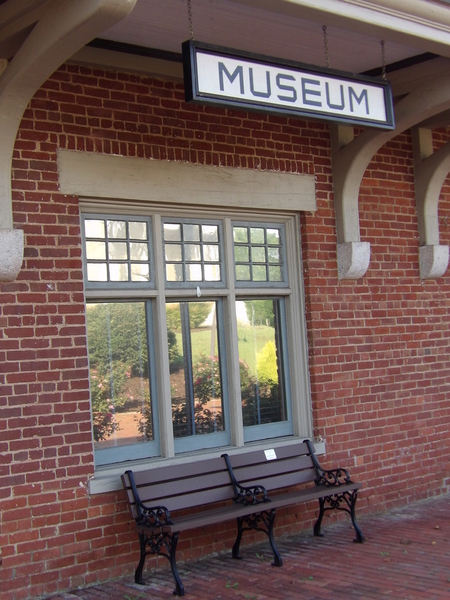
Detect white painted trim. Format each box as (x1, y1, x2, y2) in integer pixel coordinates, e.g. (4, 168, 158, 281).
(58, 150, 316, 212)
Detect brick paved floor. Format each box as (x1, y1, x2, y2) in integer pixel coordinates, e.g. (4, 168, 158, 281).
(50, 495, 449, 600)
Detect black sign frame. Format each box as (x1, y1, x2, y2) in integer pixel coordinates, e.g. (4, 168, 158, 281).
(183, 40, 395, 130)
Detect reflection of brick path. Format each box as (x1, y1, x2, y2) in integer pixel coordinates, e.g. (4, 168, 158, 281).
(95, 411, 141, 448)
(47, 495, 449, 599)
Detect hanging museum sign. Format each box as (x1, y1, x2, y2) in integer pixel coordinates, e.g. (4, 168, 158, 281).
(182, 40, 395, 130)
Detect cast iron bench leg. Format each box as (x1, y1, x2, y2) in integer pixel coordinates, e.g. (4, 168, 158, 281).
(134, 531, 185, 596)
(232, 510, 282, 567)
(135, 533, 147, 585)
(232, 516, 244, 559)
(313, 497, 325, 537)
(169, 532, 185, 596)
(350, 491, 365, 543)
(313, 492, 365, 543)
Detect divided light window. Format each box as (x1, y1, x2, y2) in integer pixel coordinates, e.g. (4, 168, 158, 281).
(82, 211, 306, 467)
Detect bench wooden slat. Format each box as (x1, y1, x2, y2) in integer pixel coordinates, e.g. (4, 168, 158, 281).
(129, 470, 232, 506)
(237, 467, 317, 493)
(230, 455, 315, 485)
(128, 456, 226, 486)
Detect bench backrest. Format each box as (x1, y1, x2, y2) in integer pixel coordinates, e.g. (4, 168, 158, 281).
(122, 456, 236, 520)
(122, 441, 319, 520)
(223, 441, 318, 493)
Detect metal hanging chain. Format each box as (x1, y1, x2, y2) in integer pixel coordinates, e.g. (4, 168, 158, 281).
(322, 25, 330, 69)
(381, 39, 387, 80)
(187, 0, 194, 40)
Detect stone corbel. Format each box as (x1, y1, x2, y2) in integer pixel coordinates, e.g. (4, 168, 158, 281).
(411, 127, 450, 279)
(0, 0, 137, 282)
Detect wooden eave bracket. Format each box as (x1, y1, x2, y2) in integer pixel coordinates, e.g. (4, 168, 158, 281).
(0, 0, 137, 282)
(331, 71, 450, 280)
(411, 127, 449, 279)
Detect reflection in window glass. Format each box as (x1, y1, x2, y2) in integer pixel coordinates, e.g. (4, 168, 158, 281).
(86, 302, 153, 450)
(167, 301, 224, 439)
(237, 299, 287, 427)
(233, 223, 284, 284)
(83, 217, 151, 284)
(163, 220, 222, 284)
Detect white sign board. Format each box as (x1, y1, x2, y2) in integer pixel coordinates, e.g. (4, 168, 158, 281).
(183, 41, 395, 130)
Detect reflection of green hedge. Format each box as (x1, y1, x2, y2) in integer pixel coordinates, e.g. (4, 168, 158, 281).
(256, 341, 278, 384)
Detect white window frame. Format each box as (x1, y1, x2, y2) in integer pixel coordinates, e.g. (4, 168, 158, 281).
(82, 200, 312, 471)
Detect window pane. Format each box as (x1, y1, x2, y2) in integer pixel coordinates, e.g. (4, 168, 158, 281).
(204, 245, 219, 262)
(167, 301, 224, 440)
(86, 302, 153, 451)
(130, 242, 148, 261)
(204, 264, 221, 281)
(109, 263, 129, 281)
(268, 266, 282, 281)
(166, 263, 183, 282)
(107, 220, 127, 239)
(83, 216, 152, 287)
(233, 223, 285, 285)
(251, 246, 266, 263)
(235, 246, 249, 262)
(253, 265, 267, 281)
(164, 223, 182, 241)
(268, 248, 280, 263)
(108, 242, 128, 260)
(163, 219, 223, 286)
(250, 228, 265, 244)
(165, 244, 182, 262)
(237, 299, 287, 427)
(236, 264, 251, 281)
(233, 227, 248, 243)
(85, 219, 105, 238)
(267, 228, 280, 245)
(184, 224, 200, 242)
(131, 263, 150, 282)
(202, 225, 218, 242)
(185, 244, 201, 261)
(86, 241, 106, 260)
(87, 263, 107, 282)
(186, 263, 202, 281)
(129, 221, 148, 240)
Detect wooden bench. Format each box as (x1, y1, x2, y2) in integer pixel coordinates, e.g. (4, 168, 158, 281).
(121, 440, 363, 596)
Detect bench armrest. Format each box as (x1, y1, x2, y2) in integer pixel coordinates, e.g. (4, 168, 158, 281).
(136, 503, 173, 528)
(124, 469, 173, 528)
(304, 439, 354, 487)
(222, 454, 270, 505)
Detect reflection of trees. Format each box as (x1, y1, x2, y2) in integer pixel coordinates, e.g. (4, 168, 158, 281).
(87, 302, 149, 442)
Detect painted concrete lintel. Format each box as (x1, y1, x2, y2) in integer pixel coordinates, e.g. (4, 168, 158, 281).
(0, 228, 24, 281)
(337, 241, 371, 280)
(419, 244, 449, 279)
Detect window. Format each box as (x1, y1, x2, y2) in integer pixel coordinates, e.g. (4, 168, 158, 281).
(82, 208, 310, 466)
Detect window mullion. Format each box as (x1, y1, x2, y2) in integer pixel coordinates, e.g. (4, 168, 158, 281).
(285, 215, 312, 438)
(153, 214, 175, 457)
(223, 218, 244, 447)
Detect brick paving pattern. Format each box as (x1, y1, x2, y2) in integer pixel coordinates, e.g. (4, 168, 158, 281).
(48, 495, 449, 600)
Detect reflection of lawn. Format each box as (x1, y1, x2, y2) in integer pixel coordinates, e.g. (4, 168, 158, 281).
(175, 325, 274, 374)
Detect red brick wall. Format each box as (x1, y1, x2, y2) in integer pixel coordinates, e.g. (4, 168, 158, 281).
(1, 63, 450, 599)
